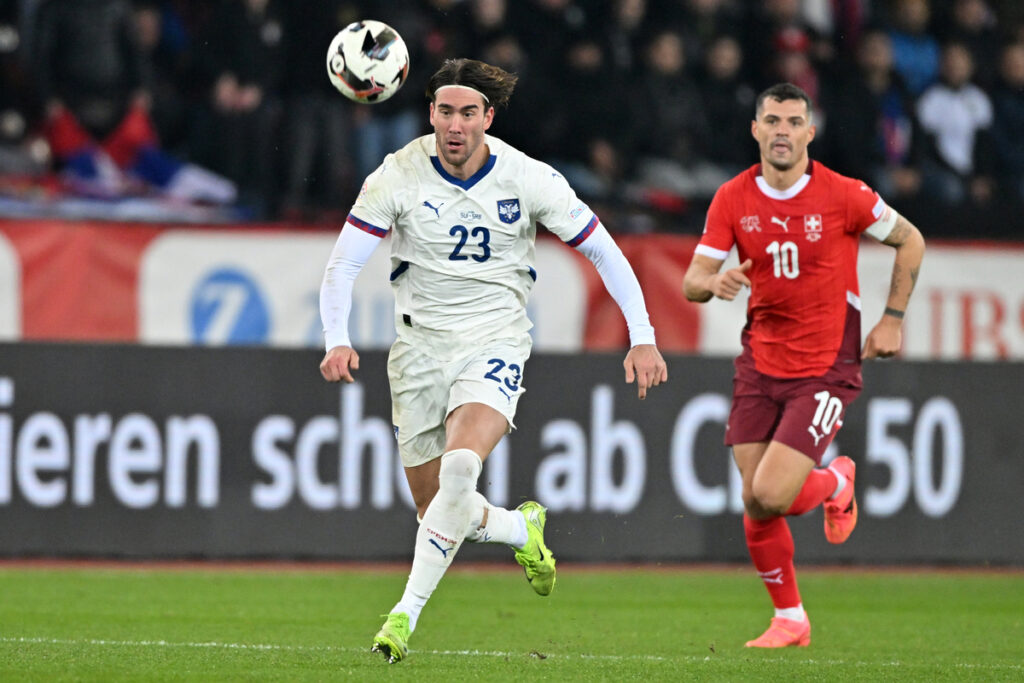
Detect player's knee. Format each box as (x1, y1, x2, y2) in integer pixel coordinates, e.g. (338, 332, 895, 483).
(438, 448, 482, 498)
(749, 481, 790, 517)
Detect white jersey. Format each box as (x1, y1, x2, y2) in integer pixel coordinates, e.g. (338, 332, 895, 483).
(347, 134, 600, 346)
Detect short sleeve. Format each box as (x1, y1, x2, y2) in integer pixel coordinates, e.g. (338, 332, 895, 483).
(347, 158, 400, 237)
(695, 186, 736, 260)
(844, 177, 896, 239)
(529, 162, 599, 246)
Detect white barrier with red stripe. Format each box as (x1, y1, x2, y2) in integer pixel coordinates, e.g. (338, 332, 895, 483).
(1, 219, 1022, 359)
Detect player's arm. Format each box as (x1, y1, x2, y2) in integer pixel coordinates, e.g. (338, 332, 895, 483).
(863, 213, 925, 359)
(573, 224, 668, 399)
(683, 250, 753, 303)
(319, 222, 384, 382)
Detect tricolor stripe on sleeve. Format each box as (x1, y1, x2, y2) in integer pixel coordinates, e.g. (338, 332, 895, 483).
(346, 213, 388, 238)
(871, 195, 885, 219)
(566, 214, 599, 247)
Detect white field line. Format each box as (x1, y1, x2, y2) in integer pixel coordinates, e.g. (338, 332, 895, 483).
(1, 636, 1022, 672)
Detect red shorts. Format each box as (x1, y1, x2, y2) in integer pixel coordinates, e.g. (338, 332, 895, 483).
(726, 308, 864, 463)
(726, 373, 861, 464)
(727, 336, 863, 464)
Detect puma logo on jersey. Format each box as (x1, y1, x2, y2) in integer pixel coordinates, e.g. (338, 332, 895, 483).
(422, 200, 444, 218)
(771, 216, 791, 232)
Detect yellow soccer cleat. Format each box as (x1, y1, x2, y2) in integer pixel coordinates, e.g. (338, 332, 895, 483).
(371, 612, 410, 663)
(513, 501, 557, 596)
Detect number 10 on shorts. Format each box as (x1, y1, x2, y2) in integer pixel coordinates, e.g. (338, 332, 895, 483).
(808, 390, 844, 445)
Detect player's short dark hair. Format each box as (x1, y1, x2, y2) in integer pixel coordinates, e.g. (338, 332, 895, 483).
(755, 83, 813, 119)
(426, 58, 517, 109)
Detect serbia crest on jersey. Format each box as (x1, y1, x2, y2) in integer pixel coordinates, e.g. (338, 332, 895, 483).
(696, 161, 896, 378)
(345, 135, 599, 345)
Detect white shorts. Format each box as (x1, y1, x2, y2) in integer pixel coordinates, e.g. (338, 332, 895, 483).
(387, 334, 532, 468)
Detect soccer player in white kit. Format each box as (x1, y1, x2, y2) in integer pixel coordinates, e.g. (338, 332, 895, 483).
(319, 59, 668, 663)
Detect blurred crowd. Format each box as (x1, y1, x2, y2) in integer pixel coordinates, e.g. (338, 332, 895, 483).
(1, 0, 1023, 236)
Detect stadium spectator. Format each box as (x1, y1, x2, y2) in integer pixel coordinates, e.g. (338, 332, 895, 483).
(477, 32, 550, 158)
(4, 0, 1024, 233)
(769, 25, 821, 105)
(32, 0, 235, 203)
(938, 0, 1000, 91)
(318, 58, 667, 663)
(346, 1, 438, 184)
(278, 0, 359, 220)
(683, 82, 925, 648)
(509, 0, 590, 80)
(191, 0, 286, 216)
(454, 0, 511, 60)
(916, 41, 995, 204)
(0, 0, 43, 178)
(699, 34, 757, 174)
(650, 0, 745, 75)
(546, 36, 633, 202)
(821, 29, 924, 200)
(132, 0, 191, 153)
(887, 0, 941, 96)
(744, 0, 833, 89)
(991, 42, 1024, 202)
(603, 0, 650, 79)
(633, 29, 725, 200)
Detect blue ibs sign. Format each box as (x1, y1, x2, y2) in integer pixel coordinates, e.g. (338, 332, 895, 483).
(190, 268, 270, 345)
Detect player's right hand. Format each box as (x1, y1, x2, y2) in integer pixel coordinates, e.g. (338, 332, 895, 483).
(712, 259, 752, 300)
(320, 345, 360, 383)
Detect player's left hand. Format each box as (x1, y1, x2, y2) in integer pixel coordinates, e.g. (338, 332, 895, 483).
(862, 318, 902, 359)
(623, 344, 668, 399)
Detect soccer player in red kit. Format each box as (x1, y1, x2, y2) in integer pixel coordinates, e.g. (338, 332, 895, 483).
(683, 83, 925, 648)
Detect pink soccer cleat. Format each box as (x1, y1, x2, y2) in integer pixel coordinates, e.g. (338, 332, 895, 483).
(745, 616, 811, 648)
(824, 455, 858, 544)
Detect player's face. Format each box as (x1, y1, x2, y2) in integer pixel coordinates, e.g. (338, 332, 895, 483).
(429, 87, 494, 177)
(752, 98, 816, 171)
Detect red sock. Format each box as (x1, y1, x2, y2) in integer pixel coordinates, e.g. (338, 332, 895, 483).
(744, 514, 801, 609)
(785, 467, 838, 516)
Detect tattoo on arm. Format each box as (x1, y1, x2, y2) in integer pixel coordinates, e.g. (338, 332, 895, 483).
(889, 262, 904, 301)
(883, 216, 911, 246)
(884, 307, 905, 319)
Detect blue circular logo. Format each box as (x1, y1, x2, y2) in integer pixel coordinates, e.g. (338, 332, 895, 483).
(190, 268, 270, 344)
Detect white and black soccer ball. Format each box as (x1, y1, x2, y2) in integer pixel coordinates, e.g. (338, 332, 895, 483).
(326, 20, 409, 104)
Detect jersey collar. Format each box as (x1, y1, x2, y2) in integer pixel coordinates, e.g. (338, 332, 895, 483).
(754, 159, 814, 200)
(430, 154, 497, 190)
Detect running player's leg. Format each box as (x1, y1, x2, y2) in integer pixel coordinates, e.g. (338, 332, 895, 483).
(376, 404, 506, 662)
(372, 341, 455, 662)
(735, 441, 815, 647)
(446, 336, 556, 594)
(773, 382, 859, 533)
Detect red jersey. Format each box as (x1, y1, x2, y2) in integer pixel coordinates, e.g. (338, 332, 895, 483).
(697, 161, 894, 378)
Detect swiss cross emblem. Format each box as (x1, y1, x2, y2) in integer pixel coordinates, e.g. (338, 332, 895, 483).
(804, 214, 822, 242)
(740, 215, 761, 232)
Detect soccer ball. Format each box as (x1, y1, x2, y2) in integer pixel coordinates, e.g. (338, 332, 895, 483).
(326, 20, 409, 104)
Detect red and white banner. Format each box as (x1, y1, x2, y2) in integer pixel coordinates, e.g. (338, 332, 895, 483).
(1, 219, 1022, 359)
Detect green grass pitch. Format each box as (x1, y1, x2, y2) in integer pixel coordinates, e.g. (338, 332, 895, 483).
(1, 563, 1021, 681)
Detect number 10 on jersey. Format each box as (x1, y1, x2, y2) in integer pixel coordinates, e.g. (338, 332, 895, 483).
(766, 240, 799, 279)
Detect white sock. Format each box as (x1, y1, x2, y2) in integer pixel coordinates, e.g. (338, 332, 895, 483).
(827, 466, 847, 500)
(775, 605, 806, 622)
(393, 449, 481, 632)
(463, 491, 529, 548)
